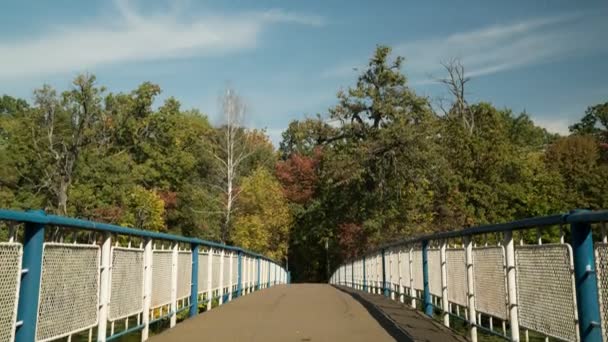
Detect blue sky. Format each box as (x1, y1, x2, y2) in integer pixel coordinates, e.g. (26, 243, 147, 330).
(0, 0, 606, 144)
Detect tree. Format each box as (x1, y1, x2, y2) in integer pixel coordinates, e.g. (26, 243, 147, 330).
(233, 167, 292, 260)
(29, 74, 103, 214)
(208, 88, 253, 243)
(437, 58, 474, 134)
(570, 101, 608, 160)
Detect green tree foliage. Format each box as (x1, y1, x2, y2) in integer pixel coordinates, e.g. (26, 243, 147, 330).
(0, 75, 273, 242)
(233, 167, 292, 260)
(280, 45, 607, 281)
(0, 46, 606, 283)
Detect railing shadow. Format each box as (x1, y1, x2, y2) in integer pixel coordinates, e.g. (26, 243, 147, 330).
(333, 285, 467, 342)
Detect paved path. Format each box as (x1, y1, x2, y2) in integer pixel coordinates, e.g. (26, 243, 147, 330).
(151, 284, 465, 342)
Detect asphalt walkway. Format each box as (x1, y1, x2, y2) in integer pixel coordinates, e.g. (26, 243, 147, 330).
(150, 284, 466, 342)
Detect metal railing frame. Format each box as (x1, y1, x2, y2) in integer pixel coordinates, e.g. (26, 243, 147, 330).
(330, 210, 608, 342)
(0, 209, 289, 342)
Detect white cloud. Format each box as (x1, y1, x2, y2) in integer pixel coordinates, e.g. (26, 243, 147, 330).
(532, 116, 571, 136)
(323, 12, 606, 82)
(0, 0, 323, 79)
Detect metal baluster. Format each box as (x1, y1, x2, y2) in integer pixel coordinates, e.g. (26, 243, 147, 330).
(97, 233, 112, 341)
(465, 235, 477, 342)
(504, 230, 520, 342)
(440, 240, 449, 327)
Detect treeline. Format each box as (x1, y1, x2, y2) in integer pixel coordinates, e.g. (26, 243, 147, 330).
(1, 46, 606, 282)
(278, 46, 607, 281)
(0, 76, 290, 261)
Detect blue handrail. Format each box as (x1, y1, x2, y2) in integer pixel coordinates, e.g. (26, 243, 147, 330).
(0, 209, 279, 263)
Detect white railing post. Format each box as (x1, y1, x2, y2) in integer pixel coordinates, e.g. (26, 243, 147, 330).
(218, 249, 225, 305)
(244, 257, 249, 294)
(398, 250, 404, 303)
(389, 250, 395, 300)
(97, 234, 111, 342)
(141, 238, 152, 341)
(465, 236, 477, 342)
(409, 247, 415, 308)
(504, 230, 520, 342)
(228, 251, 233, 301)
(170, 243, 178, 327)
(206, 249, 213, 310)
(440, 239, 449, 327)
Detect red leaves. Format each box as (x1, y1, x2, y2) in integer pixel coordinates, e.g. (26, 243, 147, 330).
(275, 149, 322, 205)
(337, 223, 367, 259)
(158, 191, 178, 209)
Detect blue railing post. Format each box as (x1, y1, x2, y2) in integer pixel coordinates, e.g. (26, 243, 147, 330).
(15, 210, 45, 342)
(571, 210, 602, 342)
(256, 257, 261, 290)
(287, 271, 291, 284)
(382, 249, 389, 297)
(189, 243, 199, 317)
(422, 240, 432, 316)
(237, 251, 243, 297)
(362, 255, 367, 292)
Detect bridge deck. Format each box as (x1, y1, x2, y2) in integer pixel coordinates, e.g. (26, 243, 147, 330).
(151, 284, 465, 342)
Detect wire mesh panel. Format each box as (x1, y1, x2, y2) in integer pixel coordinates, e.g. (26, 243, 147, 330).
(400, 248, 410, 289)
(36, 243, 100, 342)
(198, 252, 209, 293)
(473, 246, 507, 319)
(109, 247, 143, 321)
(595, 243, 608, 341)
(428, 249, 442, 297)
(231, 254, 238, 287)
(151, 250, 172, 308)
(390, 251, 399, 285)
(177, 251, 191, 300)
(211, 252, 221, 290)
(446, 249, 467, 306)
(223, 253, 231, 288)
(411, 249, 423, 290)
(515, 244, 578, 342)
(0, 243, 22, 342)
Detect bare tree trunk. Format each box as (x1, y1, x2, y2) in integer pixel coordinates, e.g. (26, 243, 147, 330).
(438, 58, 474, 134)
(213, 88, 252, 243)
(57, 180, 69, 215)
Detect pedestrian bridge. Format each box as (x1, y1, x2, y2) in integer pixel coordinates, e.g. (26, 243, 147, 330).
(1, 209, 607, 342)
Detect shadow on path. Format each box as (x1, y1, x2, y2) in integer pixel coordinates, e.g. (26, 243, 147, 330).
(334, 286, 468, 342)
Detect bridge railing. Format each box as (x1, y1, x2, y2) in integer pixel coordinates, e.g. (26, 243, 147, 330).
(0, 209, 289, 342)
(330, 210, 608, 342)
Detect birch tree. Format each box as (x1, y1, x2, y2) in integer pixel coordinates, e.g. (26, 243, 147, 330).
(212, 88, 252, 243)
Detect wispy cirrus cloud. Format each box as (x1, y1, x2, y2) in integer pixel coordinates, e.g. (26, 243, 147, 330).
(323, 12, 607, 82)
(0, 0, 323, 80)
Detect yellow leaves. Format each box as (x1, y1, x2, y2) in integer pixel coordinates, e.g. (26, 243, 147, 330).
(121, 185, 166, 232)
(233, 167, 293, 261)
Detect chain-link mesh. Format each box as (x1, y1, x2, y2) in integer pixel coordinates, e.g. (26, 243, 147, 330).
(473, 246, 507, 319)
(211, 252, 221, 290)
(412, 249, 423, 290)
(595, 243, 608, 341)
(231, 254, 238, 287)
(36, 243, 100, 342)
(515, 244, 578, 341)
(446, 249, 467, 306)
(223, 254, 231, 287)
(389, 250, 398, 285)
(0, 243, 22, 342)
(177, 251, 191, 300)
(151, 250, 172, 308)
(400, 248, 410, 289)
(198, 252, 209, 292)
(428, 249, 442, 297)
(109, 247, 143, 321)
